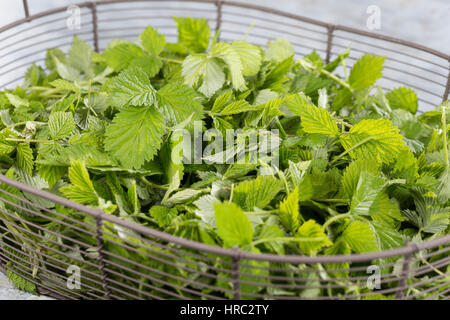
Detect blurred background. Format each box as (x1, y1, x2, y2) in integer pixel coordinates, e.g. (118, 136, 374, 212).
(1, 0, 449, 52)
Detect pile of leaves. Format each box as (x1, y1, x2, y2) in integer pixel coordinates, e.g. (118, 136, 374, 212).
(0, 17, 449, 299)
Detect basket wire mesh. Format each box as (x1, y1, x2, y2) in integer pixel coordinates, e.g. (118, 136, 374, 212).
(0, 0, 449, 300)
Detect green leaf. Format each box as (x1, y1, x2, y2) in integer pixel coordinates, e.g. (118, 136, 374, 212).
(182, 54, 225, 97)
(286, 93, 339, 136)
(369, 192, 404, 226)
(16, 143, 34, 175)
(194, 194, 220, 227)
(340, 119, 406, 164)
(349, 54, 385, 90)
(341, 221, 379, 253)
(174, 17, 210, 53)
(278, 187, 300, 233)
(139, 26, 166, 56)
(68, 36, 93, 76)
(258, 218, 285, 254)
(102, 43, 145, 72)
(341, 159, 379, 198)
(263, 56, 293, 90)
(370, 220, 404, 251)
(211, 42, 247, 92)
(108, 67, 157, 108)
(45, 48, 66, 71)
(150, 205, 178, 228)
(55, 58, 80, 82)
(386, 87, 418, 114)
(266, 39, 294, 63)
(60, 159, 98, 205)
(48, 111, 76, 140)
(233, 176, 283, 210)
(231, 41, 262, 76)
(214, 202, 253, 247)
(349, 171, 385, 216)
(104, 106, 165, 169)
(156, 82, 203, 126)
(5, 93, 29, 108)
(296, 219, 332, 255)
(220, 100, 259, 115)
(211, 90, 233, 113)
(50, 79, 80, 93)
(127, 181, 140, 215)
(129, 55, 163, 78)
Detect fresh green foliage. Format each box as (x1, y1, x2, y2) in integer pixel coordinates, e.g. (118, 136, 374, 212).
(0, 17, 448, 300)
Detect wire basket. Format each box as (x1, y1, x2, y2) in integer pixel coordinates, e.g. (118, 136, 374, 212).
(0, 0, 449, 300)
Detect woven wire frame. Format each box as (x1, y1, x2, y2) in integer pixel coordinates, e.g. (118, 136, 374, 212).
(0, 0, 449, 300)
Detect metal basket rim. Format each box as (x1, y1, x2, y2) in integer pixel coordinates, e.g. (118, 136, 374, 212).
(1, 173, 449, 265)
(1, 0, 449, 60)
(0, 0, 449, 266)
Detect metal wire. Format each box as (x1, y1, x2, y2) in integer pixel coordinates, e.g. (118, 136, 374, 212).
(0, 0, 449, 300)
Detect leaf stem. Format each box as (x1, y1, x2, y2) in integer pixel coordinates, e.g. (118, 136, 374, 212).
(139, 177, 169, 190)
(322, 213, 350, 230)
(5, 138, 53, 144)
(10, 121, 47, 128)
(330, 136, 374, 165)
(160, 57, 183, 64)
(320, 68, 353, 92)
(442, 104, 448, 167)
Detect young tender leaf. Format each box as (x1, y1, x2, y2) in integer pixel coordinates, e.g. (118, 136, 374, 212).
(393, 149, 419, 183)
(16, 143, 34, 175)
(258, 219, 285, 254)
(129, 55, 163, 78)
(211, 90, 233, 113)
(214, 202, 253, 247)
(45, 48, 66, 71)
(233, 176, 283, 211)
(50, 79, 80, 93)
(108, 67, 157, 108)
(341, 221, 379, 253)
(349, 171, 385, 216)
(263, 56, 293, 91)
(266, 39, 294, 63)
(5, 93, 29, 108)
(68, 36, 93, 76)
(231, 40, 262, 76)
(194, 194, 220, 227)
(220, 100, 259, 115)
(370, 220, 404, 251)
(127, 181, 141, 215)
(211, 42, 247, 92)
(156, 82, 204, 127)
(386, 87, 418, 114)
(369, 192, 404, 225)
(278, 187, 300, 233)
(341, 159, 379, 198)
(104, 106, 165, 169)
(149, 205, 178, 228)
(349, 54, 385, 90)
(139, 26, 166, 56)
(286, 93, 339, 136)
(60, 159, 98, 205)
(174, 17, 210, 53)
(182, 54, 225, 97)
(55, 58, 81, 82)
(296, 220, 332, 255)
(102, 43, 145, 72)
(340, 119, 406, 164)
(48, 111, 76, 140)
